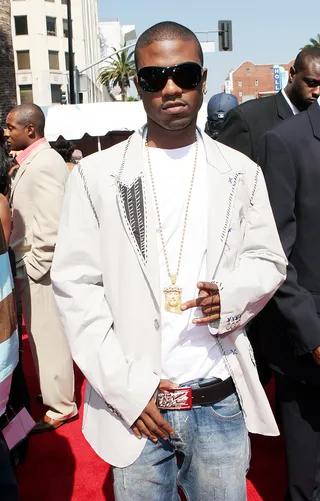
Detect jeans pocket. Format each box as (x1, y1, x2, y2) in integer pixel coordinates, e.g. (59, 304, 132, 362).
(209, 391, 243, 420)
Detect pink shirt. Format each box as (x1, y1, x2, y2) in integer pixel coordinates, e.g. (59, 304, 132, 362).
(16, 137, 47, 166)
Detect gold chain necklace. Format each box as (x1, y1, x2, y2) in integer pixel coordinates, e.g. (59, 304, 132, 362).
(146, 133, 199, 314)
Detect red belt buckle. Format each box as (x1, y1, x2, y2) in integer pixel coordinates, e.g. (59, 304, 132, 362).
(157, 387, 192, 410)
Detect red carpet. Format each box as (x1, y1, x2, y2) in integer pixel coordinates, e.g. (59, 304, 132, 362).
(17, 335, 287, 500)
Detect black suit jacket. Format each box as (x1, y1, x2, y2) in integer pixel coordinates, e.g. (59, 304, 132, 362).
(217, 91, 293, 162)
(257, 102, 320, 385)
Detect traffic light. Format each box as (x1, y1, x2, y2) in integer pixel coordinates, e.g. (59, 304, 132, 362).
(218, 21, 233, 51)
(60, 89, 67, 105)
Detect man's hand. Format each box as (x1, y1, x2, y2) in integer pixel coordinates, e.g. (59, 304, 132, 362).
(180, 282, 221, 325)
(131, 379, 177, 442)
(311, 346, 320, 365)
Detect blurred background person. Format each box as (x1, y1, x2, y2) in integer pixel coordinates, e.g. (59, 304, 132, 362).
(71, 149, 83, 164)
(0, 217, 19, 500)
(0, 126, 31, 467)
(0, 137, 11, 246)
(53, 137, 76, 172)
(204, 92, 238, 140)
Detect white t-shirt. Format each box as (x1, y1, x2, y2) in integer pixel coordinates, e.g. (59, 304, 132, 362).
(144, 135, 229, 384)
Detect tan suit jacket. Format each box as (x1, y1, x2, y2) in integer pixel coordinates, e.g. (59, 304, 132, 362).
(10, 141, 76, 419)
(10, 141, 69, 281)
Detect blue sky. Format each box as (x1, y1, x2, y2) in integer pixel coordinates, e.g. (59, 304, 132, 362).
(98, 0, 319, 98)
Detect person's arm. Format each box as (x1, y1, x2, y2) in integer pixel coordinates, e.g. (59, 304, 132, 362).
(0, 195, 11, 249)
(217, 107, 253, 159)
(207, 165, 287, 335)
(51, 166, 160, 428)
(25, 157, 67, 281)
(257, 130, 320, 357)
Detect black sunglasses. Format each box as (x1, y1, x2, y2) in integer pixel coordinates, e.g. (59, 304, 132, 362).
(137, 62, 203, 93)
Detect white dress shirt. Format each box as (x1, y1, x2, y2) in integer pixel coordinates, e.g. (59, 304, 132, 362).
(281, 89, 300, 115)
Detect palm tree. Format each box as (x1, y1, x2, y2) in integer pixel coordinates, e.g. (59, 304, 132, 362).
(0, 0, 17, 125)
(98, 47, 136, 102)
(301, 34, 320, 50)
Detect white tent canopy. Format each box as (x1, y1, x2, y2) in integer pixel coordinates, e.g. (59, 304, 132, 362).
(42, 101, 208, 142)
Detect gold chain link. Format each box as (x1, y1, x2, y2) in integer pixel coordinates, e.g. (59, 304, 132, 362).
(146, 133, 199, 285)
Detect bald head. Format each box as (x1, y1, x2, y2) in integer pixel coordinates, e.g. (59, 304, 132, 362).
(5, 104, 46, 151)
(294, 47, 320, 73)
(286, 47, 320, 111)
(11, 104, 45, 136)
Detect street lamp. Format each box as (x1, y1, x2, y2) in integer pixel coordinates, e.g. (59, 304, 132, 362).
(66, 0, 75, 104)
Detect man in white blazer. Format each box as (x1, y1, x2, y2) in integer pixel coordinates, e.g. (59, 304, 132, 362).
(5, 104, 77, 432)
(52, 22, 287, 501)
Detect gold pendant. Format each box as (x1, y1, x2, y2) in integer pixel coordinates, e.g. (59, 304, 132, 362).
(164, 283, 183, 314)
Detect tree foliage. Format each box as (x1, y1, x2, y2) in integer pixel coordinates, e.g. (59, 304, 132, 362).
(301, 34, 320, 50)
(98, 47, 136, 102)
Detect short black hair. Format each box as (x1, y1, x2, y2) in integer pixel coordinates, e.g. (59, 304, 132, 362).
(294, 47, 320, 73)
(135, 21, 204, 70)
(0, 147, 11, 197)
(53, 137, 75, 163)
(11, 104, 45, 136)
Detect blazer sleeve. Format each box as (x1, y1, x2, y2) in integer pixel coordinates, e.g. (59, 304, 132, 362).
(209, 165, 287, 335)
(51, 166, 159, 427)
(217, 107, 253, 160)
(25, 155, 67, 281)
(257, 130, 320, 356)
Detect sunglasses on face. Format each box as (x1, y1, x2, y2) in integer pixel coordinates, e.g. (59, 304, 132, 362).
(137, 62, 203, 93)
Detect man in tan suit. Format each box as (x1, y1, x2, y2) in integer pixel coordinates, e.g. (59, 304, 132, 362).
(5, 104, 77, 432)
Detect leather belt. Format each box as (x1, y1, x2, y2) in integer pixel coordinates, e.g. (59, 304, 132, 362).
(157, 377, 235, 411)
(15, 245, 31, 253)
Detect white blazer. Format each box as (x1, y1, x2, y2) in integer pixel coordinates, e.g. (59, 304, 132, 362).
(51, 128, 287, 468)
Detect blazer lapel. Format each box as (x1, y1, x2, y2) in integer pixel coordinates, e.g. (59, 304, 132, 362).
(10, 142, 52, 202)
(10, 162, 27, 201)
(275, 91, 294, 120)
(308, 101, 320, 140)
(202, 133, 242, 281)
(115, 129, 161, 309)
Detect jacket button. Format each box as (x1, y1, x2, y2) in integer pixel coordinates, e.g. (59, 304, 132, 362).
(154, 319, 160, 330)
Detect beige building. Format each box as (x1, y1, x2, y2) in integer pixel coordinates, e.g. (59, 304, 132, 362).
(11, 0, 102, 106)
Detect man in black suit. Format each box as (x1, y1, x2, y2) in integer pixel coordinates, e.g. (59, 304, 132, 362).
(217, 48, 320, 162)
(257, 90, 320, 500)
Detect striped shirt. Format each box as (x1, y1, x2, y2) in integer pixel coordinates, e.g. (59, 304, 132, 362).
(0, 223, 18, 416)
(16, 137, 47, 166)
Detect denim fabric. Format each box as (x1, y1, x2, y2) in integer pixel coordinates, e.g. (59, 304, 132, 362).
(113, 378, 250, 501)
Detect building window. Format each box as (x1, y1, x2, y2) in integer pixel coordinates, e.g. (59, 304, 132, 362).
(255, 80, 259, 86)
(17, 50, 30, 70)
(46, 17, 56, 36)
(14, 16, 28, 35)
(238, 80, 242, 87)
(246, 68, 250, 75)
(48, 51, 59, 70)
(63, 19, 69, 38)
(61, 0, 67, 4)
(51, 84, 62, 104)
(239, 91, 243, 97)
(20, 85, 33, 103)
(46, 0, 54, 2)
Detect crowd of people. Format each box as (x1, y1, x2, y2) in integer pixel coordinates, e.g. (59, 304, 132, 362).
(0, 19, 320, 501)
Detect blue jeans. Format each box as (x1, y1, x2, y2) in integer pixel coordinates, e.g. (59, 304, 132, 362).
(113, 378, 250, 501)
